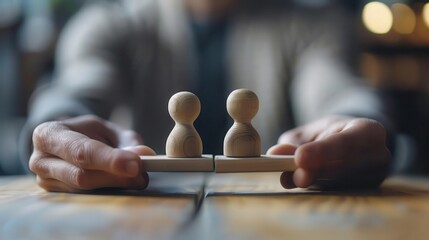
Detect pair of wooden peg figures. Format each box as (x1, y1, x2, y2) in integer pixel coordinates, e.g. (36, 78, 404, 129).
(140, 89, 296, 173)
(167, 88, 260, 158)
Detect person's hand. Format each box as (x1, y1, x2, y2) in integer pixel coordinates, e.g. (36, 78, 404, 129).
(267, 116, 391, 189)
(29, 115, 156, 192)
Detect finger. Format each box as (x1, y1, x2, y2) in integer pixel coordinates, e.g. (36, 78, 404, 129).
(266, 144, 297, 155)
(65, 138, 141, 177)
(36, 176, 77, 192)
(268, 145, 298, 189)
(314, 153, 389, 189)
(34, 157, 149, 190)
(293, 168, 317, 188)
(295, 119, 386, 170)
(122, 145, 157, 156)
(294, 148, 389, 189)
(279, 172, 297, 189)
(278, 116, 355, 146)
(278, 129, 308, 146)
(62, 115, 119, 146)
(294, 130, 353, 170)
(313, 121, 349, 141)
(33, 124, 141, 177)
(63, 115, 146, 148)
(295, 120, 390, 188)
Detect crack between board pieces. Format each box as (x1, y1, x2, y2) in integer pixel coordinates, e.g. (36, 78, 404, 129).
(178, 173, 210, 233)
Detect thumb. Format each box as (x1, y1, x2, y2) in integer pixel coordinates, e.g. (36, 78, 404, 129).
(267, 144, 298, 190)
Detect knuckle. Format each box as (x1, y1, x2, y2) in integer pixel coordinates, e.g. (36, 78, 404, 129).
(32, 122, 60, 151)
(359, 118, 384, 131)
(36, 177, 49, 190)
(83, 115, 105, 127)
(28, 152, 40, 173)
(278, 130, 300, 144)
(36, 177, 54, 192)
(29, 152, 50, 176)
(108, 149, 123, 171)
(70, 168, 91, 190)
(361, 118, 387, 143)
(347, 118, 387, 147)
(68, 140, 92, 169)
(278, 132, 288, 143)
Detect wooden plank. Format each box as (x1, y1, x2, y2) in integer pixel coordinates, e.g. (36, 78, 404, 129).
(140, 155, 214, 172)
(0, 176, 204, 240)
(181, 174, 429, 240)
(215, 155, 296, 173)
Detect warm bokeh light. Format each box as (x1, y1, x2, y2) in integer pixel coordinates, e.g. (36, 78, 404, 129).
(391, 3, 416, 34)
(423, 3, 429, 29)
(362, 1, 393, 34)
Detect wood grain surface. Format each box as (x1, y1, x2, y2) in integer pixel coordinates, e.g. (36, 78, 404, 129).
(1, 173, 429, 240)
(182, 173, 429, 240)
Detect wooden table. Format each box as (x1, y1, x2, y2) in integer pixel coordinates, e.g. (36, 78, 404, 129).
(1, 173, 429, 240)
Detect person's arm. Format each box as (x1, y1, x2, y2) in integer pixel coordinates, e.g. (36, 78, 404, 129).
(34, 2, 132, 122)
(19, 2, 154, 192)
(270, 7, 392, 189)
(286, 7, 385, 125)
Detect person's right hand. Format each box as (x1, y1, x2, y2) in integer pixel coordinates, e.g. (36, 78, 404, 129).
(29, 115, 156, 192)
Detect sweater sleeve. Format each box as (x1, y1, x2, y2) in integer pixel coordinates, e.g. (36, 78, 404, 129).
(288, 8, 388, 125)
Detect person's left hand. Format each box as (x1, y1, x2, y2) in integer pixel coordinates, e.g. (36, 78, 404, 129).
(267, 116, 391, 189)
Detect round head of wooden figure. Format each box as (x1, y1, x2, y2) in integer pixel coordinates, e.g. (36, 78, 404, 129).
(226, 89, 259, 124)
(168, 91, 201, 125)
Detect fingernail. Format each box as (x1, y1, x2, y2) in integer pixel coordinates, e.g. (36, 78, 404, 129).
(125, 161, 139, 176)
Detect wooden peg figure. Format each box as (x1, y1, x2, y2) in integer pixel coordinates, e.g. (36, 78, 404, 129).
(166, 91, 203, 158)
(224, 89, 261, 157)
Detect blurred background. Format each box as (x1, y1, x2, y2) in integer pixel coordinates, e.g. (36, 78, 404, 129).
(0, 0, 428, 175)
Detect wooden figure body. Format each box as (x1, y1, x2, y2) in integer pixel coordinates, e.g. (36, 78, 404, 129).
(224, 89, 261, 157)
(166, 91, 203, 158)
